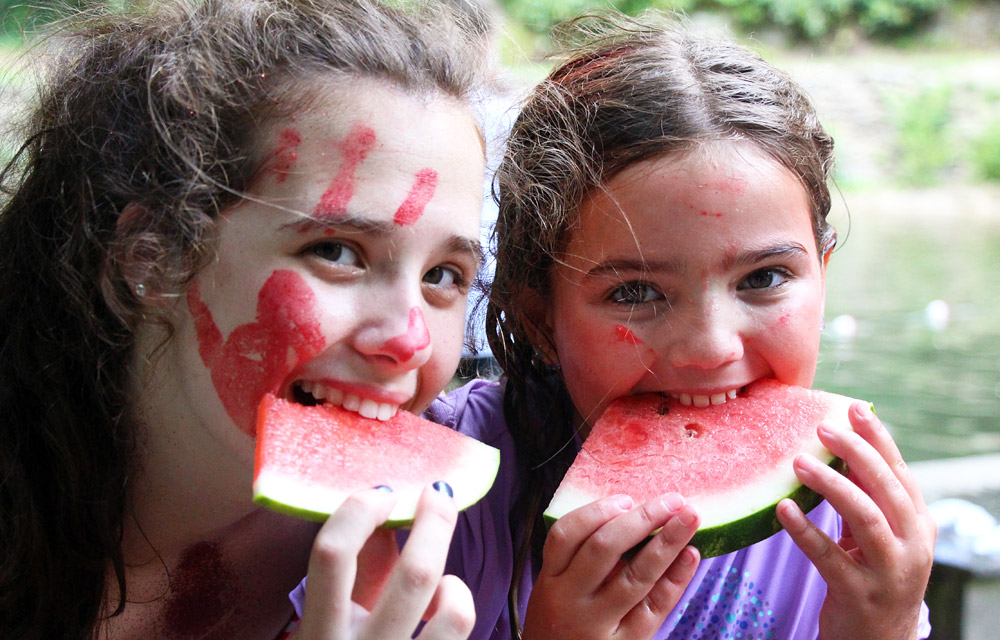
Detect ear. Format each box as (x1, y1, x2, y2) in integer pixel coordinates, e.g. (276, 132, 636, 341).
(821, 229, 836, 270)
(112, 202, 162, 304)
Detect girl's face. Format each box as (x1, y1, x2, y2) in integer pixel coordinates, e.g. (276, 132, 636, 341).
(138, 79, 484, 471)
(541, 141, 827, 431)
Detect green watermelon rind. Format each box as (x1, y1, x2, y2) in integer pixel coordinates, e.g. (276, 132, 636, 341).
(687, 456, 847, 558)
(253, 437, 500, 528)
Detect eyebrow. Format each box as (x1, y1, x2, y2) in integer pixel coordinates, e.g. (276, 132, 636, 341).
(278, 214, 397, 236)
(585, 243, 811, 278)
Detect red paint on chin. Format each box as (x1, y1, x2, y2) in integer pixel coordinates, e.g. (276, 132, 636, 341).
(188, 270, 326, 436)
(382, 306, 431, 362)
(314, 124, 377, 219)
(394, 168, 438, 225)
(614, 324, 641, 345)
(269, 128, 301, 183)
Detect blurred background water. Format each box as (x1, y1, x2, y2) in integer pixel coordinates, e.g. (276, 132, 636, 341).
(816, 192, 1000, 464)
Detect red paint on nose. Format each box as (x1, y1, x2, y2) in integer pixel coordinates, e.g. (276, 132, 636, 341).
(314, 124, 376, 219)
(382, 307, 431, 362)
(394, 168, 438, 226)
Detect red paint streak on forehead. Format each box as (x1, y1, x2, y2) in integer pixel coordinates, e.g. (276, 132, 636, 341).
(163, 541, 234, 637)
(614, 324, 642, 345)
(188, 270, 326, 436)
(394, 168, 438, 226)
(269, 128, 302, 183)
(314, 124, 377, 219)
(699, 210, 723, 218)
(382, 306, 431, 362)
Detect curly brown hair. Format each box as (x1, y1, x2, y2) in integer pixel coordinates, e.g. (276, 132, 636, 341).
(0, 1, 486, 638)
(486, 13, 836, 635)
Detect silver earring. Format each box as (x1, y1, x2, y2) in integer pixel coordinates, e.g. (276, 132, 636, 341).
(134, 283, 147, 298)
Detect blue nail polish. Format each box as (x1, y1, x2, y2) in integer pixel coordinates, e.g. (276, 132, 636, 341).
(373, 485, 393, 493)
(432, 481, 453, 498)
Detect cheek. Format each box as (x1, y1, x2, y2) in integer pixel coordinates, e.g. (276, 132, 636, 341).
(189, 270, 327, 436)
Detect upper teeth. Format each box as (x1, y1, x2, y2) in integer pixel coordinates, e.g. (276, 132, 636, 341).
(674, 389, 738, 407)
(299, 381, 399, 421)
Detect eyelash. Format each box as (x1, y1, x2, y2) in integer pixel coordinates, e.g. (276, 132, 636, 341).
(738, 267, 792, 291)
(608, 281, 663, 306)
(305, 240, 470, 292)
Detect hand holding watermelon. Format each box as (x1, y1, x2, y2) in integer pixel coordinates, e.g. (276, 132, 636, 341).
(776, 402, 936, 640)
(293, 484, 475, 640)
(521, 493, 700, 640)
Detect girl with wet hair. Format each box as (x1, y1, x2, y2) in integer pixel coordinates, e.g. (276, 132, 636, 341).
(431, 11, 935, 640)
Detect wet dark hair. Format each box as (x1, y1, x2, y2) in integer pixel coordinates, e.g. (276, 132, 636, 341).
(486, 13, 836, 635)
(0, 1, 485, 637)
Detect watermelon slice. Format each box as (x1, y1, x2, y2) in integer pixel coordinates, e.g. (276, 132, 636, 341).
(253, 394, 500, 527)
(544, 380, 859, 558)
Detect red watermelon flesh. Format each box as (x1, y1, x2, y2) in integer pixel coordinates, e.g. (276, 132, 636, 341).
(544, 380, 858, 557)
(253, 394, 500, 526)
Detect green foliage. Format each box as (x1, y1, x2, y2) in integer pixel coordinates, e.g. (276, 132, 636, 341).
(500, 0, 948, 43)
(499, 0, 694, 35)
(888, 85, 954, 186)
(709, 0, 945, 42)
(970, 119, 1000, 182)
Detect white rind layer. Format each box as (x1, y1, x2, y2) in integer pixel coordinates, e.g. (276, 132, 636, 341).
(254, 436, 500, 526)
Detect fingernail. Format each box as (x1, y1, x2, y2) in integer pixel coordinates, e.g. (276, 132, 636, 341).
(676, 506, 697, 527)
(373, 485, 393, 493)
(432, 481, 453, 498)
(662, 493, 684, 512)
(616, 494, 634, 510)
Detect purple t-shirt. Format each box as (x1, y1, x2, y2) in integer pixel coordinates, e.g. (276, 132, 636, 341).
(292, 379, 931, 639)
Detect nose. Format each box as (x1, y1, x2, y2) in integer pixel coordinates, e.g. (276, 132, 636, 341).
(356, 305, 432, 368)
(663, 296, 744, 370)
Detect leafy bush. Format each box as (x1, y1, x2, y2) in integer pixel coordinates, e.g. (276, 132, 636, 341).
(499, 0, 948, 43)
(970, 119, 1000, 182)
(889, 85, 954, 186)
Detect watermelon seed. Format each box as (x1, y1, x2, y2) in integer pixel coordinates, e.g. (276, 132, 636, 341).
(373, 485, 393, 493)
(684, 423, 703, 438)
(658, 403, 670, 416)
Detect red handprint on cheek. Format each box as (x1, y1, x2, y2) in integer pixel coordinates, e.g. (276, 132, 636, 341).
(187, 270, 326, 436)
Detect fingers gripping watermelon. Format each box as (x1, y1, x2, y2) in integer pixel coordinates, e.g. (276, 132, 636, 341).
(254, 394, 500, 527)
(543, 380, 859, 558)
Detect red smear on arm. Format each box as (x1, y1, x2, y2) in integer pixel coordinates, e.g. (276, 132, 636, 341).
(393, 168, 438, 226)
(314, 124, 377, 219)
(269, 128, 301, 183)
(187, 270, 326, 436)
(382, 307, 431, 362)
(615, 324, 642, 345)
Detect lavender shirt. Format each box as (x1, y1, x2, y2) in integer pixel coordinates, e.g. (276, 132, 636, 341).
(292, 379, 930, 639)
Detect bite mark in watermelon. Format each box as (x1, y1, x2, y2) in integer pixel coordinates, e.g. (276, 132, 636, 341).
(253, 394, 500, 527)
(543, 380, 859, 557)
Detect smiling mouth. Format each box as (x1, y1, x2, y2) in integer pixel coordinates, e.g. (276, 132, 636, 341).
(669, 386, 747, 408)
(293, 381, 399, 421)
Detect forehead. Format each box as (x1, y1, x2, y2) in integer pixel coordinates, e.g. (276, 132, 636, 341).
(245, 75, 484, 231)
(565, 141, 814, 260)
